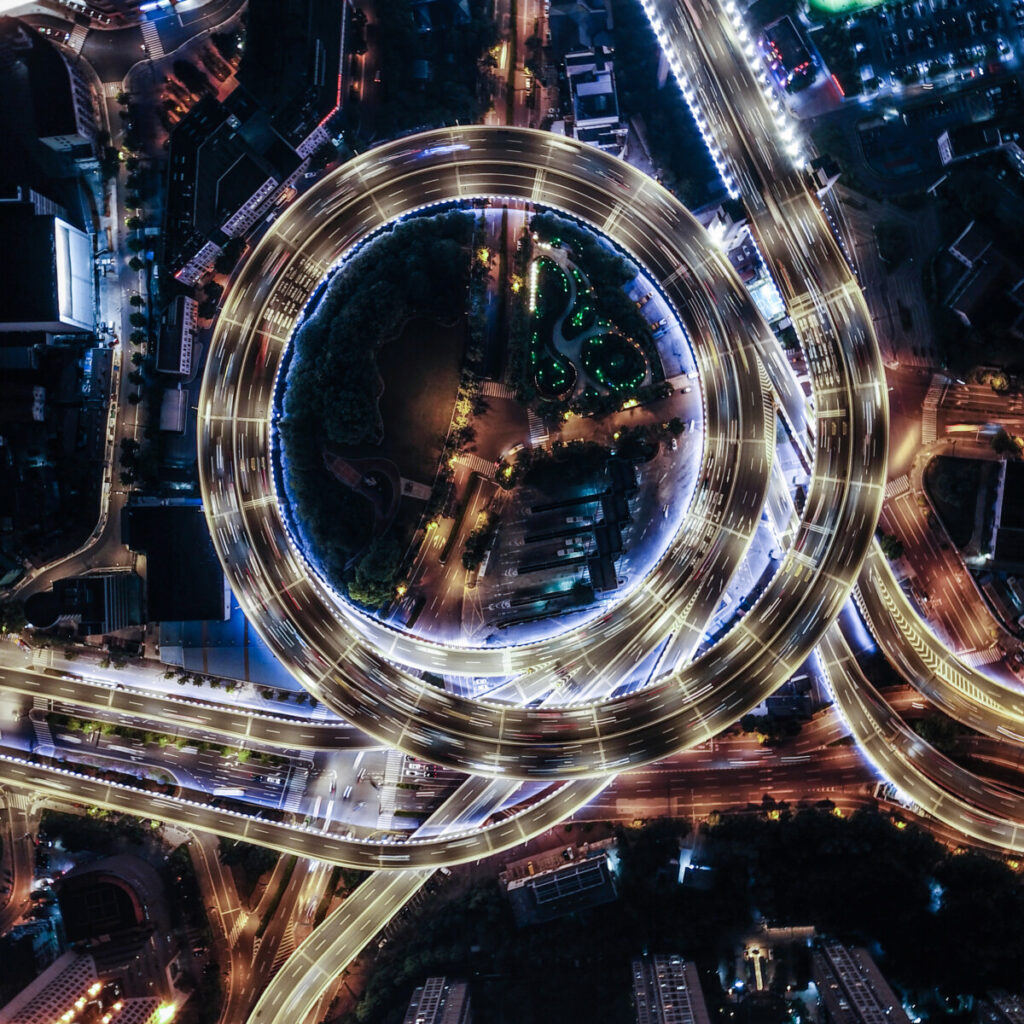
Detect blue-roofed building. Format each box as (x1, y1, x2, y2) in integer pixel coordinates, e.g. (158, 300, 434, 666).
(159, 593, 304, 691)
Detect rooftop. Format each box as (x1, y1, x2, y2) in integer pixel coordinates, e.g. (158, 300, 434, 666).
(123, 501, 229, 622)
(236, 0, 345, 146)
(0, 200, 92, 333)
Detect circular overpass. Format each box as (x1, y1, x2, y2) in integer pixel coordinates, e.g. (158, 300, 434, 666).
(198, 125, 887, 779)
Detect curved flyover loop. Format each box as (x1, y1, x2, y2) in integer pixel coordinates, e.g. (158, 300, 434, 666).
(204, 127, 770, 692)
(199, 125, 885, 778)
(820, 624, 1024, 852)
(649, 0, 1024, 853)
(856, 545, 1024, 741)
(201, 125, 776, 753)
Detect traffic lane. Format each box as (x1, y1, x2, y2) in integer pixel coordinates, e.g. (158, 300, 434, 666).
(823, 624, 1024, 851)
(855, 546, 1024, 740)
(880, 491, 994, 654)
(0, 664, 377, 752)
(245, 775, 523, 1024)
(0, 754, 608, 869)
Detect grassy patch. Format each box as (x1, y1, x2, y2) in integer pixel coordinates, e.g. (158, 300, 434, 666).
(345, 316, 465, 484)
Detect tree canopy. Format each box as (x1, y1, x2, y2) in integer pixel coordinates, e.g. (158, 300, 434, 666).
(278, 211, 475, 604)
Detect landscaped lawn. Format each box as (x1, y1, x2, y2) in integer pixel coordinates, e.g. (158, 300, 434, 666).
(344, 316, 465, 483)
(530, 256, 576, 398)
(580, 333, 647, 391)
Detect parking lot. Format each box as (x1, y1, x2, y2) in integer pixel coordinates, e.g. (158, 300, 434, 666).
(819, 0, 1020, 96)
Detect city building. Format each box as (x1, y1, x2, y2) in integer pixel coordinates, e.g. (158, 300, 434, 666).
(632, 955, 712, 1024)
(564, 48, 628, 157)
(0, 191, 93, 334)
(942, 220, 1024, 329)
(938, 123, 1005, 167)
(0, 18, 97, 161)
(813, 941, 911, 1024)
(23, 570, 144, 635)
(990, 460, 1024, 567)
(759, 18, 816, 91)
(948, 221, 993, 270)
(548, 0, 613, 52)
(402, 976, 473, 1024)
(0, 381, 45, 424)
(236, 0, 347, 149)
(164, 88, 302, 285)
(18, 0, 138, 26)
(57, 855, 158, 946)
(503, 837, 619, 926)
(0, 949, 162, 1024)
(937, 119, 1024, 169)
(123, 500, 230, 622)
(159, 386, 188, 433)
(157, 295, 198, 376)
(696, 200, 749, 253)
(983, 992, 1024, 1024)
(810, 155, 842, 197)
(0, 919, 62, 1000)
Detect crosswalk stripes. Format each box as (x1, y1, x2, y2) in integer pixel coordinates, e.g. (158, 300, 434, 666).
(376, 747, 405, 831)
(884, 474, 910, 500)
(960, 647, 1003, 668)
(140, 18, 164, 59)
(282, 766, 307, 813)
(31, 711, 53, 750)
(456, 452, 497, 477)
(270, 919, 296, 973)
(527, 408, 549, 446)
(480, 380, 517, 400)
(67, 23, 88, 53)
(921, 374, 947, 445)
(227, 911, 248, 947)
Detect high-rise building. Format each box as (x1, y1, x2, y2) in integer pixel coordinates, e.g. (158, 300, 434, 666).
(0, 950, 162, 1024)
(632, 955, 712, 1024)
(813, 941, 910, 1024)
(402, 976, 472, 1024)
(0, 18, 97, 160)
